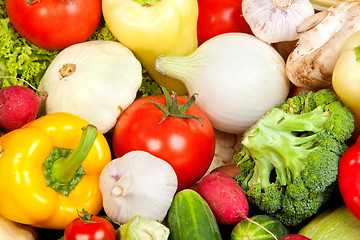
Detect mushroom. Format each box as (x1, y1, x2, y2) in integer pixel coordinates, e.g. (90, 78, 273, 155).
(285, 1, 360, 90)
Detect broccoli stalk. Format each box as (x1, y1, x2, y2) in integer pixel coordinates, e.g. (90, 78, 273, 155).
(234, 89, 355, 226)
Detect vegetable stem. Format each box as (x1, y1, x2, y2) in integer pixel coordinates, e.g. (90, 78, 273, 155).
(59, 63, 77, 78)
(51, 124, 98, 183)
(144, 87, 204, 126)
(131, 0, 161, 6)
(272, 0, 294, 11)
(111, 171, 132, 197)
(354, 45, 360, 62)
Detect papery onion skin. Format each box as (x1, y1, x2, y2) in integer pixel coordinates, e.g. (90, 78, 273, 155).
(242, 0, 315, 43)
(156, 33, 290, 134)
(99, 151, 178, 224)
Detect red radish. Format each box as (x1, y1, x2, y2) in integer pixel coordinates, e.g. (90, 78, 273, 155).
(196, 172, 279, 239)
(197, 171, 248, 225)
(0, 85, 47, 132)
(280, 234, 311, 240)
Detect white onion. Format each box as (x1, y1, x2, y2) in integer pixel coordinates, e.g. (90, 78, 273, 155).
(99, 151, 178, 224)
(155, 33, 290, 134)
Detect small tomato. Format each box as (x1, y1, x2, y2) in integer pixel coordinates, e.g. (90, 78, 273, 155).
(64, 209, 116, 240)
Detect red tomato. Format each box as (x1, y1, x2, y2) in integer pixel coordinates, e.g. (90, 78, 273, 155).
(112, 94, 215, 190)
(64, 210, 116, 240)
(338, 138, 360, 221)
(197, 0, 253, 45)
(5, 0, 101, 50)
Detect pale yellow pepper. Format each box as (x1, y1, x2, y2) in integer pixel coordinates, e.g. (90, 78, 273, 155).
(102, 0, 198, 95)
(333, 30, 360, 138)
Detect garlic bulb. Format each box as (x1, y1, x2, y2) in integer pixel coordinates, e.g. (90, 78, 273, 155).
(99, 151, 178, 224)
(242, 0, 315, 43)
(38, 40, 142, 133)
(156, 33, 290, 134)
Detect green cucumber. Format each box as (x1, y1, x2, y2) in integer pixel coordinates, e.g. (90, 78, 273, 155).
(231, 215, 291, 240)
(166, 189, 222, 240)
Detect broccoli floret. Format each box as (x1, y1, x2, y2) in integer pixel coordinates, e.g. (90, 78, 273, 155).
(246, 183, 283, 214)
(234, 89, 354, 226)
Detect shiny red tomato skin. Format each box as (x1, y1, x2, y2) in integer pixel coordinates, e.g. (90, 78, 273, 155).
(112, 95, 216, 190)
(64, 216, 116, 240)
(5, 0, 101, 50)
(338, 138, 360, 221)
(197, 0, 252, 45)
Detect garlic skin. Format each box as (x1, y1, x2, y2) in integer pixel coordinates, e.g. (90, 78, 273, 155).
(242, 0, 315, 43)
(99, 151, 178, 224)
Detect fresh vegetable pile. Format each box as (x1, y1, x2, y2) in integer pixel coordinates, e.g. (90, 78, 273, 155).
(1, 0, 360, 239)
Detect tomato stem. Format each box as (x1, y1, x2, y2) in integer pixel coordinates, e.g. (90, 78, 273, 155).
(143, 87, 204, 126)
(61, 0, 74, 4)
(77, 209, 98, 223)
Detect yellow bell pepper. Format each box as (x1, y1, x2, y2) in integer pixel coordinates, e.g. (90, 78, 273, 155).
(102, 0, 198, 95)
(333, 30, 360, 138)
(0, 112, 111, 229)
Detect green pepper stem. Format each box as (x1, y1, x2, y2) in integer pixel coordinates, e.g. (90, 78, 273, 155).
(51, 124, 98, 183)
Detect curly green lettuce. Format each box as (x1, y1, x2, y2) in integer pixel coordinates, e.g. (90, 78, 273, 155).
(88, 20, 118, 42)
(0, 18, 59, 88)
(0, 0, 59, 87)
(0, 0, 5, 18)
